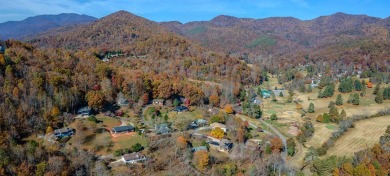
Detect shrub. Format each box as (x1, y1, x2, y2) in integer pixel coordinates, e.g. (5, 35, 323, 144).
(308, 103, 315, 113)
(88, 115, 98, 123)
(270, 114, 278, 121)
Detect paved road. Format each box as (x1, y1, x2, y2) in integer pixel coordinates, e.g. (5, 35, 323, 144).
(259, 119, 287, 162)
(236, 114, 287, 162)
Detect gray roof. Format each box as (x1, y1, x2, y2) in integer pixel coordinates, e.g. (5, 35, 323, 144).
(191, 146, 208, 152)
(122, 152, 145, 161)
(55, 127, 73, 134)
(112, 126, 134, 133)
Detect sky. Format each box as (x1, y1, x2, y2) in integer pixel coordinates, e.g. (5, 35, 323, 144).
(1, 0, 390, 23)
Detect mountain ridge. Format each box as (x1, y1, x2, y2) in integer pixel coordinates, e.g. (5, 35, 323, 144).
(0, 13, 97, 39)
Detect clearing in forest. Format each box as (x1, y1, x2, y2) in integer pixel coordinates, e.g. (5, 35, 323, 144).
(325, 115, 390, 157)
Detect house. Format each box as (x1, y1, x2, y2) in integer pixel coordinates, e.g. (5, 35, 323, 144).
(173, 106, 189, 112)
(245, 139, 262, 151)
(111, 126, 134, 134)
(191, 146, 208, 153)
(77, 106, 91, 115)
(209, 139, 233, 153)
(155, 123, 171, 134)
(54, 127, 74, 138)
(210, 122, 227, 132)
(153, 99, 164, 106)
(189, 119, 208, 129)
(121, 152, 147, 164)
(261, 89, 271, 99)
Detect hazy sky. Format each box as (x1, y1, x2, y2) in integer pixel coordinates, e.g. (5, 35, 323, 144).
(1, 0, 389, 23)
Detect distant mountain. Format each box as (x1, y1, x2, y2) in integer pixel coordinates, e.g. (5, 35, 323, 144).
(28, 10, 254, 84)
(0, 13, 97, 39)
(160, 12, 390, 57)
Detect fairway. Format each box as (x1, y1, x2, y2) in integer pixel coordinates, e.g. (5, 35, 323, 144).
(325, 115, 390, 157)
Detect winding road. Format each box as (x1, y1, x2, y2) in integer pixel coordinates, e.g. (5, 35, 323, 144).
(236, 114, 287, 162)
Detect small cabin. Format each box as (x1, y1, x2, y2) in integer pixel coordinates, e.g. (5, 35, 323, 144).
(111, 126, 134, 134)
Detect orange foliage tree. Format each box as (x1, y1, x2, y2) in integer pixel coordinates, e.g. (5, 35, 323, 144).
(224, 104, 234, 114)
(86, 90, 105, 110)
(209, 94, 220, 107)
(271, 137, 283, 152)
(176, 136, 187, 149)
(193, 150, 209, 171)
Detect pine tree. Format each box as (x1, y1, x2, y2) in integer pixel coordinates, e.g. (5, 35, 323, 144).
(336, 94, 343, 106)
(383, 87, 390, 100)
(329, 104, 339, 120)
(308, 103, 315, 113)
(360, 82, 366, 97)
(328, 101, 335, 108)
(339, 109, 347, 120)
(354, 79, 362, 91)
(375, 89, 384, 104)
(373, 83, 381, 95)
(352, 93, 360, 105)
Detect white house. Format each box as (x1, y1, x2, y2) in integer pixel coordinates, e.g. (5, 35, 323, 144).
(121, 153, 147, 164)
(210, 122, 227, 132)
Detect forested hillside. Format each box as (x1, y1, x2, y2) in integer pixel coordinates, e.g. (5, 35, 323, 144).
(161, 13, 390, 71)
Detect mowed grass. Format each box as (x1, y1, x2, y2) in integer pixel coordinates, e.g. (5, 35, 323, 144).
(306, 122, 337, 148)
(325, 115, 390, 157)
(113, 134, 148, 149)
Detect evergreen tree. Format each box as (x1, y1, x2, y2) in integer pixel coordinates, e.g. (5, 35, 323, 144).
(375, 89, 384, 104)
(308, 103, 315, 113)
(279, 91, 284, 97)
(339, 109, 347, 120)
(335, 94, 343, 106)
(338, 78, 353, 93)
(354, 79, 362, 91)
(253, 104, 262, 119)
(373, 83, 381, 95)
(352, 93, 360, 105)
(347, 93, 354, 104)
(360, 81, 366, 97)
(328, 101, 335, 108)
(383, 87, 390, 100)
(329, 104, 339, 120)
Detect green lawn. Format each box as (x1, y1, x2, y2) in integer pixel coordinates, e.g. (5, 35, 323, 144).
(114, 134, 148, 149)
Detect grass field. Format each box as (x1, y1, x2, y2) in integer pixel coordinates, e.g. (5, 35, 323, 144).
(306, 122, 337, 148)
(325, 115, 390, 157)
